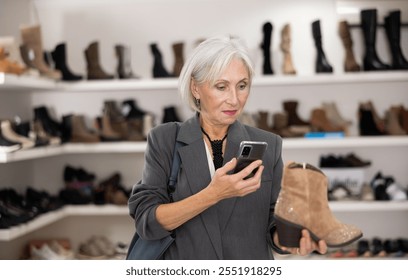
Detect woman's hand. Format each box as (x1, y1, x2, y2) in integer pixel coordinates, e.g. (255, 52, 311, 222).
(207, 158, 264, 202)
(274, 229, 328, 256)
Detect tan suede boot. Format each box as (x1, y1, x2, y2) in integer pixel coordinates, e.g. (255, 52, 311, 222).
(20, 25, 61, 80)
(274, 161, 363, 247)
(70, 115, 100, 143)
(338, 20, 361, 72)
(280, 24, 296, 75)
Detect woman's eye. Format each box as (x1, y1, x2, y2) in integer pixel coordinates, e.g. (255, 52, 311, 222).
(239, 83, 247, 90)
(216, 85, 226, 91)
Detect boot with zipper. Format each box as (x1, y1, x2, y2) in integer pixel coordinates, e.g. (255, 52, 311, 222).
(274, 161, 363, 248)
(84, 41, 114, 80)
(338, 20, 360, 72)
(384, 10, 408, 70)
(360, 9, 390, 71)
(312, 20, 333, 73)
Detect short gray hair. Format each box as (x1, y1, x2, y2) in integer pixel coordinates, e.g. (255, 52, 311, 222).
(178, 36, 254, 112)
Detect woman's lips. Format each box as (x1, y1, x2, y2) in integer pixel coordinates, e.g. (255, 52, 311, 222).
(223, 110, 237, 116)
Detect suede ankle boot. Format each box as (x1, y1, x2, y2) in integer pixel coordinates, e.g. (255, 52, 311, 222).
(260, 22, 274, 75)
(385, 106, 407, 135)
(274, 161, 363, 247)
(312, 20, 333, 73)
(150, 43, 172, 78)
(384, 10, 408, 70)
(310, 108, 344, 132)
(51, 43, 83, 81)
(84, 41, 114, 80)
(338, 20, 361, 72)
(280, 24, 296, 75)
(20, 25, 61, 80)
(360, 9, 391, 71)
(322, 102, 352, 129)
(172, 42, 184, 77)
(70, 115, 100, 143)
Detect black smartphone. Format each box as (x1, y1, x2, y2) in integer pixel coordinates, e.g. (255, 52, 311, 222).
(233, 141, 268, 179)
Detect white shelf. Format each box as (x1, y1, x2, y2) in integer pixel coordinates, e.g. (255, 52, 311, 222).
(0, 205, 128, 241)
(0, 201, 406, 241)
(2, 71, 407, 92)
(1, 136, 407, 163)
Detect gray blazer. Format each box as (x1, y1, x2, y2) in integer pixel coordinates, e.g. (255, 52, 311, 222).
(128, 114, 283, 259)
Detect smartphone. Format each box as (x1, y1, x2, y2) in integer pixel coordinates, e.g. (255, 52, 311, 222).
(233, 141, 268, 179)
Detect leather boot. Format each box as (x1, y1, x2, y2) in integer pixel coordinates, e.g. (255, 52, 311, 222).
(121, 99, 145, 120)
(256, 111, 271, 132)
(310, 108, 343, 132)
(385, 106, 406, 135)
(358, 102, 385, 136)
(20, 25, 62, 80)
(0, 119, 35, 149)
(260, 22, 274, 75)
(360, 9, 391, 71)
(126, 118, 145, 141)
(312, 20, 333, 73)
(274, 161, 363, 247)
(32, 120, 61, 145)
(115, 44, 138, 79)
(84, 41, 114, 80)
(0, 47, 26, 75)
(150, 43, 173, 78)
(338, 20, 361, 72)
(280, 24, 296, 75)
(162, 106, 181, 123)
(51, 43, 83, 81)
(172, 42, 184, 77)
(283, 100, 309, 126)
(95, 115, 122, 142)
(70, 115, 100, 143)
(384, 10, 408, 70)
(103, 100, 127, 138)
(33, 106, 62, 138)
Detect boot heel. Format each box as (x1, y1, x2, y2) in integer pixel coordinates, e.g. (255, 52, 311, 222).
(275, 217, 302, 248)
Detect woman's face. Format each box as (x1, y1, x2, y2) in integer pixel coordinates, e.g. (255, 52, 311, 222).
(192, 58, 250, 128)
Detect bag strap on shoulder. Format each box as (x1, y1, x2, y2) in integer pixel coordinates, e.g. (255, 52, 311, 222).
(168, 122, 183, 202)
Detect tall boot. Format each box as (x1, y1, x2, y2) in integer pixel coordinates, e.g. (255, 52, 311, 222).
(338, 20, 361, 72)
(260, 22, 274, 75)
(384, 10, 408, 70)
(172, 42, 184, 77)
(84, 41, 114, 80)
(312, 20, 333, 73)
(283, 100, 309, 126)
(150, 43, 172, 78)
(274, 161, 363, 247)
(20, 25, 61, 80)
(360, 9, 390, 71)
(280, 23, 296, 75)
(51, 43, 83, 81)
(115, 44, 138, 79)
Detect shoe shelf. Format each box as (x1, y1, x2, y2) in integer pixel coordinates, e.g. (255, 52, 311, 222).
(0, 202, 406, 241)
(2, 71, 408, 93)
(0, 204, 128, 241)
(1, 136, 407, 163)
(0, 73, 55, 91)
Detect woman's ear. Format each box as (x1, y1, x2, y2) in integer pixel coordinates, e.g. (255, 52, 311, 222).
(190, 79, 200, 99)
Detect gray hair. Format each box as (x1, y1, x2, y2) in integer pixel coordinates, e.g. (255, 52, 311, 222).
(178, 36, 254, 112)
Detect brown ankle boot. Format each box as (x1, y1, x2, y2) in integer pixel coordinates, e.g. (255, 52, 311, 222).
(338, 20, 361, 72)
(401, 106, 408, 133)
(274, 161, 363, 247)
(280, 24, 296, 75)
(84, 41, 114, 80)
(20, 25, 61, 80)
(310, 108, 344, 132)
(256, 111, 272, 132)
(283, 100, 309, 126)
(172, 42, 184, 77)
(385, 106, 407, 135)
(70, 115, 100, 143)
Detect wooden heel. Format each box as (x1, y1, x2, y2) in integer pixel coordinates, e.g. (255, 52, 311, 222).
(275, 217, 303, 248)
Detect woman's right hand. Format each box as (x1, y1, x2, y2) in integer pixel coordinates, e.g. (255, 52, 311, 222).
(207, 158, 264, 202)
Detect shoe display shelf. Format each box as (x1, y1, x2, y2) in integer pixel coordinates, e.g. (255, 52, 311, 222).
(0, 204, 128, 241)
(1, 136, 407, 163)
(0, 73, 55, 91)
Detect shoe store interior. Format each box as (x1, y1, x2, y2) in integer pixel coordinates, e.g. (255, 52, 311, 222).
(0, 0, 407, 260)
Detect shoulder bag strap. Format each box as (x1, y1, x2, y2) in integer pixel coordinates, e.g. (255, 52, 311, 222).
(167, 122, 183, 202)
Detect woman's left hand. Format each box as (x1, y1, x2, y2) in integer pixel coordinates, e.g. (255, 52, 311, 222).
(275, 229, 328, 256)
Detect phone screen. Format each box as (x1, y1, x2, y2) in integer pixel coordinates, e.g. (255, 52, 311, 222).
(233, 141, 268, 178)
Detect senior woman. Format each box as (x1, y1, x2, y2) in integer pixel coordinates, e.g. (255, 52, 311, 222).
(128, 36, 327, 259)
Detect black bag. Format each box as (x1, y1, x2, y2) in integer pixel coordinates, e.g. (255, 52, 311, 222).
(126, 124, 183, 260)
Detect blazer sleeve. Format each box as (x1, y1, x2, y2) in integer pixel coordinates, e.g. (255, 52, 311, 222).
(128, 123, 178, 240)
